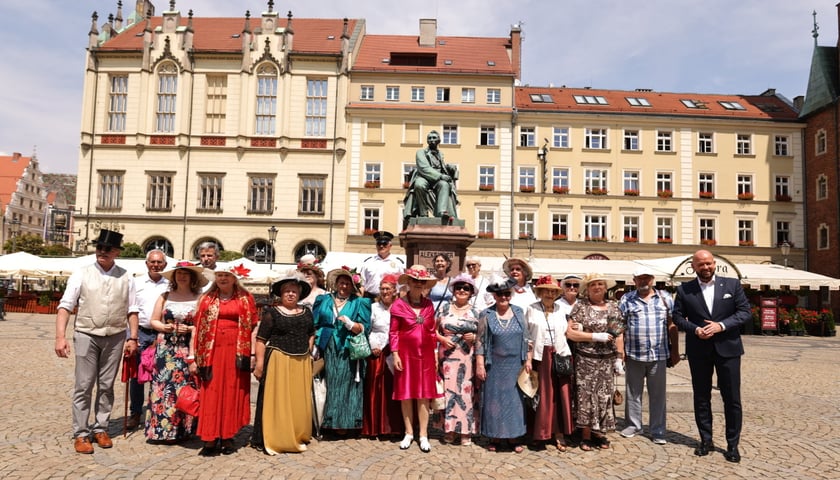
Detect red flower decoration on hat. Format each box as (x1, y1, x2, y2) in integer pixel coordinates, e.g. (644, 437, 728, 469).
(175, 260, 197, 267)
(535, 275, 559, 287)
(406, 268, 432, 279)
(230, 263, 250, 279)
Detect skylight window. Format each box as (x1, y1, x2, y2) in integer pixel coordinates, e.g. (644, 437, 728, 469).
(681, 99, 708, 109)
(719, 101, 746, 110)
(573, 95, 608, 105)
(529, 94, 554, 103)
(626, 97, 651, 107)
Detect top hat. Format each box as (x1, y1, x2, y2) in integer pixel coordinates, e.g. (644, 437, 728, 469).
(92, 229, 124, 249)
(373, 230, 394, 245)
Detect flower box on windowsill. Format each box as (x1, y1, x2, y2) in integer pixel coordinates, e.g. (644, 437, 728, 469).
(737, 193, 754, 201)
(623, 236, 638, 243)
(657, 237, 673, 244)
(518, 233, 532, 239)
(477, 232, 494, 239)
(552, 234, 568, 241)
(402, 182, 410, 189)
(698, 191, 715, 199)
(775, 194, 792, 202)
(553, 186, 570, 194)
(364, 181, 381, 189)
(479, 184, 494, 191)
(519, 185, 535, 193)
(657, 190, 673, 198)
(585, 236, 608, 242)
(738, 240, 755, 246)
(700, 238, 717, 246)
(363, 228, 376, 236)
(623, 189, 640, 196)
(587, 188, 608, 196)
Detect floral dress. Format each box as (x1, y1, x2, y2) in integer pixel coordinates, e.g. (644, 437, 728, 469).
(437, 302, 479, 435)
(145, 298, 197, 441)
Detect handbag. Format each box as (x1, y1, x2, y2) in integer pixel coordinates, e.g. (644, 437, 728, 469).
(552, 353, 574, 377)
(137, 344, 156, 384)
(613, 387, 624, 406)
(430, 378, 446, 411)
(175, 382, 200, 417)
(346, 332, 371, 360)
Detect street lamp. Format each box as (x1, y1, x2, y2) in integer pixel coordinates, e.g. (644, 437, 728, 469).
(9, 220, 21, 253)
(780, 241, 791, 268)
(267, 225, 278, 270)
(525, 233, 535, 261)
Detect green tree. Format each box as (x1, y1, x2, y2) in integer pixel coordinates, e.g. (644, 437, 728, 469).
(3, 233, 45, 255)
(42, 244, 72, 256)
(120, 242, 145, 259)
(219, 250, 243, 262)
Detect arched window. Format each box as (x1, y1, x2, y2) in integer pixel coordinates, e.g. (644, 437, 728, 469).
(143, 237, 174, 257)
(191, 238, 225, 261)
(255, 64, 278, 135)
(293, 240, 326, 263)
(245, 239, 274, 264)
(156, 63, 178, 132)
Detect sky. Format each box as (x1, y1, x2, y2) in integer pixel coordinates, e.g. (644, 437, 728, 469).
(0, 0, 835, 175)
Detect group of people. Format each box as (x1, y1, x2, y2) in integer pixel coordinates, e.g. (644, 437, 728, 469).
(55, 228, 750, 464)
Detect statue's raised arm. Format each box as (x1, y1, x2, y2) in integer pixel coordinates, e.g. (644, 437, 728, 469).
(403, 130, 459, 227)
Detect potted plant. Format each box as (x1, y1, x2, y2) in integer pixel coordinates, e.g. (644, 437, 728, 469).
(700, 238, 717, 246)
(623, 189, 639, 196)
(737, 192, 754, 201)
(551, 234, 568, 241)
(35, 292, 52, 314)
(698, 191, 714, 199)
(657, 190, 673, 198)
(657, 237, 673, 244)
(587, 187, 608, 195)
(479, 184, 494, 191)
(623, 236, 638, 243)
(820, 309, 836, 336)
(519, 185, 535, 193)
(364, 180, 381, 188)
(775, 193, 792, 202)
(738, 240, 754, 246)
(518, 233, 531, 239)
(477, 232, 494, 239)
(402, 181, 410, 189)
(585, 236, 607, 242)
(553, 186, 570, 194)
(363, 228, 376, 236)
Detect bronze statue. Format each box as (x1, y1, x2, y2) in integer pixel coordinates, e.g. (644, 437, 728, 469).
(403, 130, 459, 226)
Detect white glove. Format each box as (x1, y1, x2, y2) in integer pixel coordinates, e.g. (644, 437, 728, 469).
(311, 347, 319, 360)
(591, 332, 610, 343)
(341, 316, 355, 330)
(614, 359, 625, 375)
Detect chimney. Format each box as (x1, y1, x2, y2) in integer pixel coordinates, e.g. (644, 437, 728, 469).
(419, 19, 436, 47)
(12, 152, 21, 162)
(509, 23, 522, 82)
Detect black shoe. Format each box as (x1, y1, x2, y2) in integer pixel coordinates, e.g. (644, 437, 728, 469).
(694, 440, 714, 456)
(724, 446, 741, 463)
(220, 440, 236, 455)
(198, 443, 219, 457)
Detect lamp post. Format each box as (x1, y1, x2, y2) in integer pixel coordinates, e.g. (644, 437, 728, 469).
(267, 225, 278, 270)
(9, 220, 21, 253)
(780, 241, 791, 268)
(525, 233, 535, 261)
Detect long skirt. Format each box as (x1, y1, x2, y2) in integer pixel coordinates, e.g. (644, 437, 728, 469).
(261, 349, 312, 454)
(574, 353, 616, 433)
(531, 346, 574, 441)
(438, 345, 477, 435)
(480, 353, 526, 439)
(361, 347, 403, 436)
(144, 334, 196, 441)
(196, 320, 251, 441)
(322, 338, 365, 430)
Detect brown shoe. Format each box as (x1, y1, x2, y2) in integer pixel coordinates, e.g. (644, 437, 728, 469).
(126, 413, 141, 430)
(92, 432, 113, 448)
(74, 436, 94, 454)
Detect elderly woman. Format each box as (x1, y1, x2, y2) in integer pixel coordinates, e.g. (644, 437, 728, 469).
(566, 273, 625, 451)
(476, 276, 530, 453)
(312, 267, 372, 434)
(428, 253, 453, 305)
(556, 274, 582, 319)
(296, 254, 326, 309)
(362, 274, 403, 437)
(145, 261, 206, 443)
(390, 265, 441, 452)
(503, 258, 537, 309)
(190, 263, 258, 456)
(524, 275, 574, 451)
(251, 273, 315, 454)
(436, 273, 480, 446)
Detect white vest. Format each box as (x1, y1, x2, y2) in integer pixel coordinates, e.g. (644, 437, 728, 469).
(75, 264, 132, 336)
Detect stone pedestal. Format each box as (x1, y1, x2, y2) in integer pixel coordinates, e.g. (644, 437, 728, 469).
(399, 218, 475, 272)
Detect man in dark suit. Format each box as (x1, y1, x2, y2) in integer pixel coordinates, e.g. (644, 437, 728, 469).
(672, 250, 751, 463)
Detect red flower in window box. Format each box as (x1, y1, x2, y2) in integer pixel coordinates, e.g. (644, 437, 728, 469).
(623, 189, 639, 196)
(587, 188, 608, 195)
(519, 185, 535, 193)
(518, 233, 532, 239)
(698, 191, 714, 199)
(553, 186, 570, 194)
(775, 194, 792, 202)
(657, 190, 673, 198)
(623, 236, 638, 243)
(738, 240, 754, 246)
(364, 180, 381, 189)
(700, 238, 717, 246)
(477, 232, 494, 239)
(737, 192, 754, 200)
(363, 228, 376, 236)
(479, 184, 494, 191)
(657, 237, 673, 244)
(585, 236, 607, 242)
(551, 234, 568, 241)
(402, 181, 410, 189)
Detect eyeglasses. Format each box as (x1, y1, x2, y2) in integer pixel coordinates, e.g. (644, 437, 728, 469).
(564, 283, 580, 289)
(95, 245, 115, 253)
(376, 242, 389, 247)
(466, 264, 479, 268)
(453, 285, 473, 292)
(495, 291, 512, 297)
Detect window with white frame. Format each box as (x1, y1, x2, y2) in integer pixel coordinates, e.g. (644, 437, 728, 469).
(625, 97, 651, 107)
(736, 134, 752, 155)
(623, 129, 640, 150)
(305, 79, 328, 137)
(205, 75, 227, 134)
(816, 129, 827, 155)
(817, 174, 828, 200)
(480, 125, 496, 146)
(657, 217, 673, 242)
(360, 85, 374, 101)
(461, 88, 475, 103)
(364, 163, 381, 185)
(486, 88, 501, 104)
(818, 223, 829, 250)
(520, 126, 536, 147)
(97, 171, 124, 210)
(248, 175, 274, 213)
(737, 174, 753, 196)
(402, 164, 416, 186)
(552, 167, 570, 192)
(584, 128, 608, 149)
(518, 212, 535, 238)
(656, 172, 673, 195)
(574, 95, 608, 105)
(623, 216, 640, 241)
(197, 173, 224, 212)
(656, 130, 673, 152)
(479, 166, 495, 189)
(442, 124, 458, 144)
(775, 220, 790, 246)
(553, 127, 570, 148)
(299, 175, 325, 214)
(411, 86, 425, 102)
(699, 173, 714, 196)
(698, 132, 714, 153)
(363, 207, 381, 233)
(156, 63, 178, 133)
(584, 214, 607, 241)
(255, 64, 278, 135)
(775, 176, 790, 198)
(699, 218, 715, 242)
(519, 167, 536, 190)
(738, 219, 754, 245)
(585, 169, 608, 193)
(386, 86, 400, 101)
(551, 213, 568, 239)
(147, 172, 173, 211)
(477, 210, 495, 236)
(623, 171, 640, 194)
(774, 135, 790, 156)
(108, 75, 128, 132)
(436, 87, 450, 102)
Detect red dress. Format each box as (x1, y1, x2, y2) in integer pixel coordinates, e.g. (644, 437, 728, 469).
(389, 298, 440, 401)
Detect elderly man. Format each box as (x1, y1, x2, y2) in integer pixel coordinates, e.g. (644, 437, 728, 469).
(126, 249, 169, 430)
(360, 231, 404, 300)
(197, 241, 219, 289)
(618, 266, 680, 445)
(54, 229, 139, 454)
(464, 256, 494, 312)
(672, 250, 751, 463)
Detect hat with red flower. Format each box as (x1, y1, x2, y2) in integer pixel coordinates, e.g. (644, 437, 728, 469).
(326, 266, 363, 294)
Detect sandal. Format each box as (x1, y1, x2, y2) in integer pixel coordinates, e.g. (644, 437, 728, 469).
(460, 435, 472, 446)
(487, 442, 498, 452)
(592, 434, 611, 449)
(513, 444, 524, 453)
(580, 439, 594, 452)
(555, 440, 567, 452)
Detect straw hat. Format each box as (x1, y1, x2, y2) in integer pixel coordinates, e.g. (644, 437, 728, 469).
(533, 274, 563, 292)
(517, 365, 539, 398)
(326, 267, 362, 294)
(161, 260, 208, 288)
(581, 272, 615, 291)
(271, 272, 312, 299)
(448, 273, 476, 295)
(502, 258, 533, 282)
(398, 265, 437, 288)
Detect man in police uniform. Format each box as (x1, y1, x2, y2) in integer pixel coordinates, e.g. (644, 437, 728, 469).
(359, 231, 404, 300)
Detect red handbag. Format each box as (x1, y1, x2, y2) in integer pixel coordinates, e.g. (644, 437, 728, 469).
(175, 382, 200, 417)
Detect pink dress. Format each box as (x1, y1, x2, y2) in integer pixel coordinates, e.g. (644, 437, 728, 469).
(389, 297, 440, 401)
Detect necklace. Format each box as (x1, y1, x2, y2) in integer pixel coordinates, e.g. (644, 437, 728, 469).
(497, 310, 513, 329)
(219, 292, 234, 302)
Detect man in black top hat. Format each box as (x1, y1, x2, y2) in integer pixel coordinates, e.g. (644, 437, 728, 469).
(360, 231, 404, 300)
(55, 229, 139, 454)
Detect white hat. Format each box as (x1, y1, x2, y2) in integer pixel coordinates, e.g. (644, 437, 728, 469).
(633, 266, 657, 278)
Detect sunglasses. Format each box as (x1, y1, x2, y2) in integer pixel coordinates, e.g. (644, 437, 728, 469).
(495, 291, 512, 297)
(466, 264, 479, 268)
(564, 283, 580, 288)
(453, 285, 473, 292)
(95, 245, 115, 253)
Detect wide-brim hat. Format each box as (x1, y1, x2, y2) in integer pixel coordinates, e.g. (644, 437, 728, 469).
(214, 263, 251, 282)
(326, 267, 362, 293)
(398, 264, 437, 287)
(582, 272, 615, 291)
(517, 365, 539, 398)
(486, 274, 517, 294)
(271, 272, 312, 299)
(296, 254, 323, 276)
(161, 261, 209, 288)
(503, 258, 533, 282)
(448, 273, 476, 295)
(91, 229, 123, 249)
(533, 274, 563, 292)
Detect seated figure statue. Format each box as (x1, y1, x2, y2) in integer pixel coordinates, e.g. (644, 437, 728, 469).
(403, 130, 459, 227)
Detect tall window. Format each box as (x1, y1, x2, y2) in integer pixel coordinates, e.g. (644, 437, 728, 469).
(411, 86, 425, 102)
(553, 127, 570, 148)
(623, 216, 640, 241)
(584, 215, 607, 241)
(551, 213, 568, 238)
(775, 176, 790, 198)
(437, 87, 450, 102)
(738, 220, 754, 245)
(774, 135, 790, 156)
(486, 88, 501, 104)
(816, 130, 827, 155)
(656, 130, 673, 151)
(775, 221, 790, 246)
(300, 176, 325, 214)
(698, 132, 714, 153)
(363, 207, 381, 232)
(623, 129, 640, 150)
(364, 163, 381, 184)
(305, 79, 328, 137)
(519, 167, 536, 189)
(699, 218, 715, 242)
(98, 171, 124, 209)
(402, 164, 416, 186)
(197, 173, 223, 212)
(205, 75, 227, 134)
(818, 224, 829, 249)
(736, 134, 752, 155)
(585, 169, 608, 193)
(249, 175, 274, 213)
(477, 210, 495, 236)
(255, 64, 278, 135)
(657, 217, 673, 242)
(442, 124, 458, 144)
(147, 172, 173, 211)
(520, 126, 536, 147)
(817, 174, 828, 200)
(656, 172, 673, 195)
(623, 171, 640, 194)
(360, 85, 374, 101)
(480, 125, 496, 146)
(699, 173, 714, 196)
(518, 212, 535, 238)
(737, 174, 753, 196)
(552, 167, 570, 192)
(584, 128, 608, 149)
(108, 75, 128, 132)
(461, 88, 475, 103)
(386, 86, 400, 101)
(156, 63, 177, 133)
(479, 166, 495, 189)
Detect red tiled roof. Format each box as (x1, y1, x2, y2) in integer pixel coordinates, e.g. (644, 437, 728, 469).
(515, 87, 800, 121)
(0, 153, 30, 212)
(353, 35, 514, 75)
(99, 17, 357, 55)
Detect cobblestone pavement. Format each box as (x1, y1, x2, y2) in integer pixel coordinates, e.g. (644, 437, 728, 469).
(0, 312, 838, 479)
